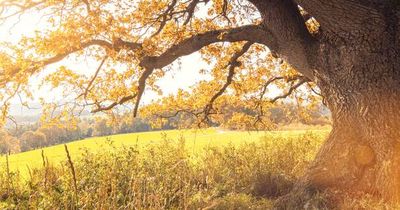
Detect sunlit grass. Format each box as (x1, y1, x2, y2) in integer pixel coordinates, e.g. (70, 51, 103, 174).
(1, 128, 329, 175)
(2, 128, 394, 209)
(0, 128, 330, 209)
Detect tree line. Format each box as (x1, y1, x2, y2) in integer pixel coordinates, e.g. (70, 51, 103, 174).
(0, 117, 152, 154)
(0, 103, 329, 155)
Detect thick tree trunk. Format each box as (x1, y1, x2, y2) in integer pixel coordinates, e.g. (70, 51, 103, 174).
(273, 12, 400, 207)
(308, 82, 400, 199)
(249, 0, 400, 207)
(301, 25, 400, 205)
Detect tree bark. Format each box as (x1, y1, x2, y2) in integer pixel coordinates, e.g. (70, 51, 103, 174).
(308, 43, 400, 199)
(285, 12, 399, 209)
(261, 2, 400, 207)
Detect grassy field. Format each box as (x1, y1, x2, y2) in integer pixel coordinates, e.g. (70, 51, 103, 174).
(2, 128, 395, 209)
(1, 128, 329, 174)
(16, 128, 396, 209)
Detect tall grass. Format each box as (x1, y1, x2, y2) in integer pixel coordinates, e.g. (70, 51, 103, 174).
(1, 131, 393, 209)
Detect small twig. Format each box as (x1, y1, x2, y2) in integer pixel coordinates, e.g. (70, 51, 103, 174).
(269, 77, 310, 103)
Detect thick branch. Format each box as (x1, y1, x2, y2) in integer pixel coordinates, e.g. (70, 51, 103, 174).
(139, 25, 276, 70)
(133, 67, 153, 117)
(248, 0, 316, 79)
(183, 0, 202, 25)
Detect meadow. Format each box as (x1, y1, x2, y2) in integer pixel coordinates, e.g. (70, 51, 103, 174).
(0, 128, 393, 209)
(1, 128, 326, 174)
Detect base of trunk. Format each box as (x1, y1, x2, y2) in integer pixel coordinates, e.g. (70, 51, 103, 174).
(274, 122, 400, 209)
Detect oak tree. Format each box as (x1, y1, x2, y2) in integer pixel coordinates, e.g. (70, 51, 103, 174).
(1, 0, 399, 206)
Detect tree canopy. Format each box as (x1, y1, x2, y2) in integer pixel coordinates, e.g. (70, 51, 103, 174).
(0, 0, 321, 129)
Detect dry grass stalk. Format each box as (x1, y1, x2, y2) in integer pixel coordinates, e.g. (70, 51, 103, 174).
(64, 144, 78, 208)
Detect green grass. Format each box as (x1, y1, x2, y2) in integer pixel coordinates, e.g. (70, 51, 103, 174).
(1, 128, 332, 209)
(1, 128, 328, 175)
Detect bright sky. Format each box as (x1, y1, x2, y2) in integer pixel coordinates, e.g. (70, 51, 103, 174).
(1, 11, 209, 116)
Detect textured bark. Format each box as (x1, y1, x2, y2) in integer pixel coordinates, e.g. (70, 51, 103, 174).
(250, 0, 316, 79)
(306, 23, 400, 202)
(250, 0, 400, 207)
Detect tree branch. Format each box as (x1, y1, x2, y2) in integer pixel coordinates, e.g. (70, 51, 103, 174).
(269, 77, 310, 103)
(183, 0, 203, 25)
(139, 24, 276, 70)
(91, 95, 137, 113)
(248, 0, 316, 79)
(257, 76, 285, 104)
(0, 1, 46, 24)
(253, 75, 309, 127)
(80, 56, 108, 100)
(0, 39, 140, 87)
(151, 0, 178, 37)
(154, 42, 254, 125)
(133, 25, 275, 117)
(156, 109, 201, 119)
(132, 67, 153, 117)
(2, 24, 272, 117)
(202, 42, 254, 122)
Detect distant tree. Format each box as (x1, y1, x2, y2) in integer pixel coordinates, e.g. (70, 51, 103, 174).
(93, 119, 113, 137)
(9, 123, 38, 138)
(86, 127, 93, 137)
(267, 106, 292, 124)
(129, 118, 151, 132)
(64, 127, 82, 141)
(0, 130, 20, 154)
(77, 120, 92, 138)
(19, 131, 47, 152)
(37, 126, 65, 144)
(118, 120, 131, 134)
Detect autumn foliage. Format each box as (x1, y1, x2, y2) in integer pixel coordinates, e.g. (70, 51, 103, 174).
(0, 0, 320, 129)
